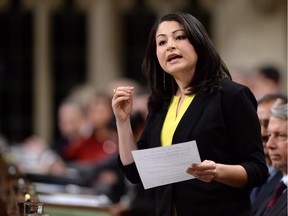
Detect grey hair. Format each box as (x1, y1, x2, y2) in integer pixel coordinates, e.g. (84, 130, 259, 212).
(271, 103, 288, 120)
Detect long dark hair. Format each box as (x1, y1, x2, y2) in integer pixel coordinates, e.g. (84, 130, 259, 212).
(142, 11, 231, 110)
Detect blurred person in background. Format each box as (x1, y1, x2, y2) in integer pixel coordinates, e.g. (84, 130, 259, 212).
(10, 85, 126, 203)
(251, 65, 282, 100)
(230, 66, 254, 91)
(63, 91, 125, 203)
(64, 91, 117, 164)
(255, 103, 288, 216)
(51, 97, 92, 161)
(250, 94, 287, 213)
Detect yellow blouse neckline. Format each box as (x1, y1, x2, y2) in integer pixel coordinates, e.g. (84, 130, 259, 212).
(161, 94, 195, 146)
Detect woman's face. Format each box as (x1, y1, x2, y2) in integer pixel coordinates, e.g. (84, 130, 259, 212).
(155, 21, 198, 81)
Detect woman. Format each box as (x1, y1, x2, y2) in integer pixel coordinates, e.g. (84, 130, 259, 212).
(112, 12, 268, 216)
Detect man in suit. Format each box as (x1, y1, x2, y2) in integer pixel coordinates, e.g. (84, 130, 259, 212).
(255, 103, 287, 216)
(251, 94, 287, 213)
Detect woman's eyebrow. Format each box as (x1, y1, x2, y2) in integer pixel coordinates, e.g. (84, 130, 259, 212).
(156, 29, 185, 38)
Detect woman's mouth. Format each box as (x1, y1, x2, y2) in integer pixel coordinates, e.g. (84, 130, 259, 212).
(167, 54, 182, 62)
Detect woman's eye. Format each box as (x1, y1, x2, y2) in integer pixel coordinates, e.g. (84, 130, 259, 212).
(158, 40, 166, 46)
(176, 35, 186, 40)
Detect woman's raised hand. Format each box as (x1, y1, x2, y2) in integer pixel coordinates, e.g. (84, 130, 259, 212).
(112, 86, 134, 122)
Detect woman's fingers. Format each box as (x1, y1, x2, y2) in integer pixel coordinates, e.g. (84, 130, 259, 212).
(186, 160, 217, 182)
(112, 86, 133, 104)
(112, 86, 134, 121)
(113, 86, 134, 97)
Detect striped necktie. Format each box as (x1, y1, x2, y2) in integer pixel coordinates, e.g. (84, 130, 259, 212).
(263, 181, 286, 216)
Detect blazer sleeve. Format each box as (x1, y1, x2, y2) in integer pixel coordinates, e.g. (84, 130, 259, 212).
(221, 83, 268, 188)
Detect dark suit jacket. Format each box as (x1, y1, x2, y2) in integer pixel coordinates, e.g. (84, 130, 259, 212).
(120, 79, 268, 216)
(252, 169, 283, 214)
(255, 190, 287, 216)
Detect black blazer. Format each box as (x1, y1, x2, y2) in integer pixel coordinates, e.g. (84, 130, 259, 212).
(120, 79, 268, 216)
(255, 190, 287, 216)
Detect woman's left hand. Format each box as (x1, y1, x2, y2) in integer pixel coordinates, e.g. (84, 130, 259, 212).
(186, 160, 218, 183)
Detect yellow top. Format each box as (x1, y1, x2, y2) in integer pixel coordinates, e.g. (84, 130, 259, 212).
(161, 94, 195, 146)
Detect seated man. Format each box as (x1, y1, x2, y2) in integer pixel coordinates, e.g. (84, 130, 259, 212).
(250, 94, 287, 213)
(255, 103, 287, 216)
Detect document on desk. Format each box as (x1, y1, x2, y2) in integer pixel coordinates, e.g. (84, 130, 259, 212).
(132, 140, 201, 189)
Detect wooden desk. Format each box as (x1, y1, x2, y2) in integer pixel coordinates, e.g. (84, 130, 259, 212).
(45, 204, 111, 216)
(38, 191, 112, 216)
(0, 154, 112, 216)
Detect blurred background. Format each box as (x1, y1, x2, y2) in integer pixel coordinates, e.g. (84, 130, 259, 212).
(0, 0, 287, 146)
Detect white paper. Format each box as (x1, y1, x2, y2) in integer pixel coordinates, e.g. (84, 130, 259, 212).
(132, 140, 201, 189)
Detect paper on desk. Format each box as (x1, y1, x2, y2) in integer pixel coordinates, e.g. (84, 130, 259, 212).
(132, 140, 201, 189)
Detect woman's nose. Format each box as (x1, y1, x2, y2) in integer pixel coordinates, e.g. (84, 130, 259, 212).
(167, 39, 176, 51)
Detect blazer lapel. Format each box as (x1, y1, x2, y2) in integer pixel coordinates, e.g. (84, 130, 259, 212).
(173, 93, 210, 144)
